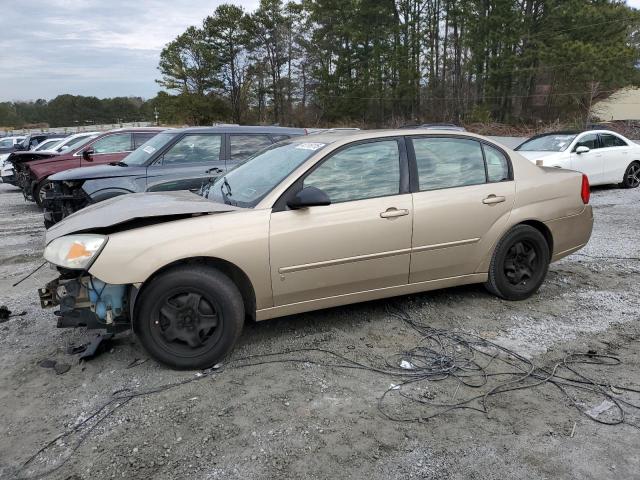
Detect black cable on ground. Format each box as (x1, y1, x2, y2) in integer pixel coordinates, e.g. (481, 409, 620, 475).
(16, 304, 640, 479)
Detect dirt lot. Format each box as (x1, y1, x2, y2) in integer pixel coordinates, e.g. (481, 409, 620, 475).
(0, 182, 639, 480)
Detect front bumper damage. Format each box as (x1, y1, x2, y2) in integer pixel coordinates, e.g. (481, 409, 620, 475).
(39, 272, 131, 333)
(43, 182, 91, 226)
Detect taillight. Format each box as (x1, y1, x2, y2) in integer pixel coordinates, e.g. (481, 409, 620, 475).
(581, 174, 590, 204)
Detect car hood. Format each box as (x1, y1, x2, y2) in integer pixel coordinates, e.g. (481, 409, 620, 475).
(8, 150, 60, 163)
(51, 164, 147, 181)
(45, 190, 241, 243)
(517, 151, 565, 163)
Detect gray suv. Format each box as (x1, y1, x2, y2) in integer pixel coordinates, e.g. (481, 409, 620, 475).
(43, 126, 305, 227)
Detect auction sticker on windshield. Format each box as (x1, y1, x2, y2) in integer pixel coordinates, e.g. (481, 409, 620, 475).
(295, 143, 326, 151)
(143, 145, 156, 154)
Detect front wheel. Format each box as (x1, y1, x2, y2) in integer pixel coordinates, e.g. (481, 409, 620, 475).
(621, 161, 640, 189)
(485, 225, 550, 301)
(33, 179, 53, 207)
(135, 266, 244, 369)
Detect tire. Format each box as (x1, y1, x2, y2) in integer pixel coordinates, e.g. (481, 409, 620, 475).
(134, 265, 244, 370)
(484, 225, 550, 301)
(33, 179, 53, 207)
(621, 161, 640, 189)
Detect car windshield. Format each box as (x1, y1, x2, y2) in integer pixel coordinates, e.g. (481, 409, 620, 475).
(516, 134, 577, 152)
(207, 141, 328, 208)
(122, 132, 176, 166)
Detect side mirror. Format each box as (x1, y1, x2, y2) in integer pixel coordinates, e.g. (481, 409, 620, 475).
(82, 148, 95, 161)
(575, 146, 590, 154)
(287, 186, 331, 210)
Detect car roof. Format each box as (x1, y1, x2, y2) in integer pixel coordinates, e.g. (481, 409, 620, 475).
(169, 125, 306, 135)
(295, 128, 497, 145)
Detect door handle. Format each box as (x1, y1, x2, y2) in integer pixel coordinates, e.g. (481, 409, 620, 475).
(483, 195, 506, 205)
(206, 167, 223, 174)
(380, 208, 409, 219)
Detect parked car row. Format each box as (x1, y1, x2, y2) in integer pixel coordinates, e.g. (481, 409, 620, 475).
(6, 124, 635, 369)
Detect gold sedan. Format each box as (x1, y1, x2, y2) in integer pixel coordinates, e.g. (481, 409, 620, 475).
(40, 130, 593, 369)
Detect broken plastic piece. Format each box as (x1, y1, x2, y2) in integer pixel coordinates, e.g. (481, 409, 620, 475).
(400, 360, 415, 370)
(585, 400, 615, 418)
(78, 333, 114, 361)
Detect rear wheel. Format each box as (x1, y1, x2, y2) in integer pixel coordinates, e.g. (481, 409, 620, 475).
(135, 266, 244, 369)
(485, 225, 550, 301)
(621, 161, 640, 189)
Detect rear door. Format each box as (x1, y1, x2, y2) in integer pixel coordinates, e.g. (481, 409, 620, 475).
(226, 134, 274, 171)
(599, 133, 630, 183)
(81, 132, 133, 166)
(569, 133, 603, 183)
(145, 133, 224, 192)
(408, 136, 515, 283)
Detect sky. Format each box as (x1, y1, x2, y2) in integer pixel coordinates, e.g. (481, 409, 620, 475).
(0, 0, 637, 102)
(0, 0, 258, 102)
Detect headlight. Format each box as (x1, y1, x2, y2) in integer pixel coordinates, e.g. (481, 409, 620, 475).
(44, 234, 108, 269)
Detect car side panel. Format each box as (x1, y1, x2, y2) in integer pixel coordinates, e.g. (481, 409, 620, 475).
(88, 209, 274, 310)
(474, 163, 588, 273)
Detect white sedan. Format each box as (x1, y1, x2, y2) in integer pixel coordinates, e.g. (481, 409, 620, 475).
(516, 130, 640, 188)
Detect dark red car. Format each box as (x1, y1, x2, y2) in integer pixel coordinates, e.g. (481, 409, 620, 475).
(10, 127, 165, 204)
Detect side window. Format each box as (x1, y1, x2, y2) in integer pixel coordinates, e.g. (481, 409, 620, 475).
(91, 133, 132, 154)
(600, 134, 627, 148)
(575, 134, 599, 150)
(134, 132, 157, 149)
(162, 134, 222, 165)
(484, 144, 510, 182)
(303, 140, 400, 203)
(229, 135, 273, 161)
(413, 137, 486, 191)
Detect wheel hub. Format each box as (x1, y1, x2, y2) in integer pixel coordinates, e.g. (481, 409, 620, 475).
(504, 241, 537, 286)
(157, 293, 219, 348)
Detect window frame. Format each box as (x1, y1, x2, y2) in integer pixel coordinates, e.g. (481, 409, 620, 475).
(74, 132, 133, 156)
(227, 133, 275, 162)
(158, 133, 224, 166)
(572, 133, 601, 152)
(406, 134, 514, 193)
(272, 137, 410, 212)
(598, 133, 628, 148)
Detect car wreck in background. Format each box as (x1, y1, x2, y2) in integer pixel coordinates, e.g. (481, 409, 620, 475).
(6, 127, 164, 203)
(41, 126, 305, 226)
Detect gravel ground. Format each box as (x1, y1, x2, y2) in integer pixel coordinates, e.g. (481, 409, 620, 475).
(0, 182, 639, 480)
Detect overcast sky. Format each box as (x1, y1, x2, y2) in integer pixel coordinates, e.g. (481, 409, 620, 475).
(0, 0, 637, 102)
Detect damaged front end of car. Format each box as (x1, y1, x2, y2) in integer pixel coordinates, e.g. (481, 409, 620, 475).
(43, 180, 91, 227)
(39, 233, 133, 333)
(39, 271, 132, 333)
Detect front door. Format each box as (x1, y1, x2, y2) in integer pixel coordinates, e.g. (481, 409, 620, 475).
(269, 139, 413, 306)
(570, 133, 603, 183)
(408, 137, 516, 283)
(145, 134, 225, 192)
(81, 132, 133, 166)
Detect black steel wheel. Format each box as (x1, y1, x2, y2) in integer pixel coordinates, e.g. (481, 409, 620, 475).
(485, 225, 550, 301)
(621, 162, 640, 189)
(135, 266, 244, 369)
